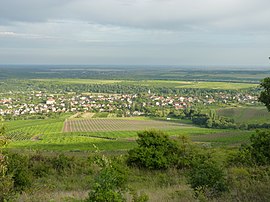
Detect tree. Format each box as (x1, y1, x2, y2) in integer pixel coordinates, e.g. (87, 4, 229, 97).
(206, 118, 213, 128)
(233, 130, 270, 165)
(249, 130, 270, 165)
(258, 77, 270, 111)
(127, 130, 180, 170)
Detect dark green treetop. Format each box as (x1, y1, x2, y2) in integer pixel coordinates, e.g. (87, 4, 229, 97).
(258, 77, 270, 111)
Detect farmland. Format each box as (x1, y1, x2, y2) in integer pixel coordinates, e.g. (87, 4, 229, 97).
(123, 80, 257, 89)
(63, 118, 189, 133)
(217, 107, 270, 124)
(0, 73, 263, 152)
(33, 78, 258, 90)
(33, 78, 121, 85)
(3, 115, 253, 151)
(4, 118, 64, 141)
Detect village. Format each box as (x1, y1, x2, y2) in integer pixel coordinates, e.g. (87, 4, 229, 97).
(0, 90, 258, 118)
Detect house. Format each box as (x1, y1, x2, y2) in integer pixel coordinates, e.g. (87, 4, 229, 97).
(46, 98, 55, 105)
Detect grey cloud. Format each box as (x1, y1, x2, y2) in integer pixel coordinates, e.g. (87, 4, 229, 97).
(57, 0, 270, 31)
(0, 0, 270, 65)
(0, 0, 270, 31)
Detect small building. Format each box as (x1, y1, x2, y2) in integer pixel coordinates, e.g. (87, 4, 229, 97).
(46, 98, 55, 105)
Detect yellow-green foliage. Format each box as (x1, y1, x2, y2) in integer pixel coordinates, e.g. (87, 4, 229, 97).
(0, 153, 14, 202)
(86, 155, 128, 202)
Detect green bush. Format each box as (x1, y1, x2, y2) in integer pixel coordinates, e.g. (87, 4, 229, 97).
(175, 136, 196, 169)
(0, 126, 9, 148)
(6, 153, 32, 191)
(0, 153, 14, 202)
(231, 130, 270, 166)
(0, 175, 14, 202)
(29, 154, 52, 177)
(258, 77, 270, 111)
(225, 167, 270, 201)
(249, 130, 270, 165)
(86, 156, 128, 202)
(127, 130, 180, 170)
(87, 167, 126, 202)
(51, 153, 74, 174)
(188, 153, 228, 198)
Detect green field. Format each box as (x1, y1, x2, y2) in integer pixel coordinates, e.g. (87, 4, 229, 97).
(4, 115, 253, 151)
(32, 78, 258, 90)
(191, 130, 253, 146)
(217, 107, 270, 124)
(4, 118, 64, 141)
(32, 78, 121, 84)
(125, 80, 257, 89)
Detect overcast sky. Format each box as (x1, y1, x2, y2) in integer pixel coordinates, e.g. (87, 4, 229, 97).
(0, 0, 270, 66)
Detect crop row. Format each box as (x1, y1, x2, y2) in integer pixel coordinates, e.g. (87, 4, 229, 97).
(5, 119, 64, 140)
(63, 118, 183, 133)
(6, 130, 33, 141)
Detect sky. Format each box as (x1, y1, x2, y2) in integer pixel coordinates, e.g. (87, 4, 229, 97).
(0, 0, 270, 66)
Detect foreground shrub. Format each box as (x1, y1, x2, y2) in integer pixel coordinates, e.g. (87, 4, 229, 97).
(0, 127, 15, 201)
(86, 155, 128, 202)
(87, 167, 126, 202)
(6, 153, 31, 191)
(188, 153, 228, 198)
(0, 175, 14, 202)
(29, 153, 52, 177)
(249, 130, 270, 165)
(127, 130, 180, 170)
(223, 166, 270, 201)
(51, 153, 75, 174)
(231, 130, 270, 166)
(0, 153, 14, 202)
